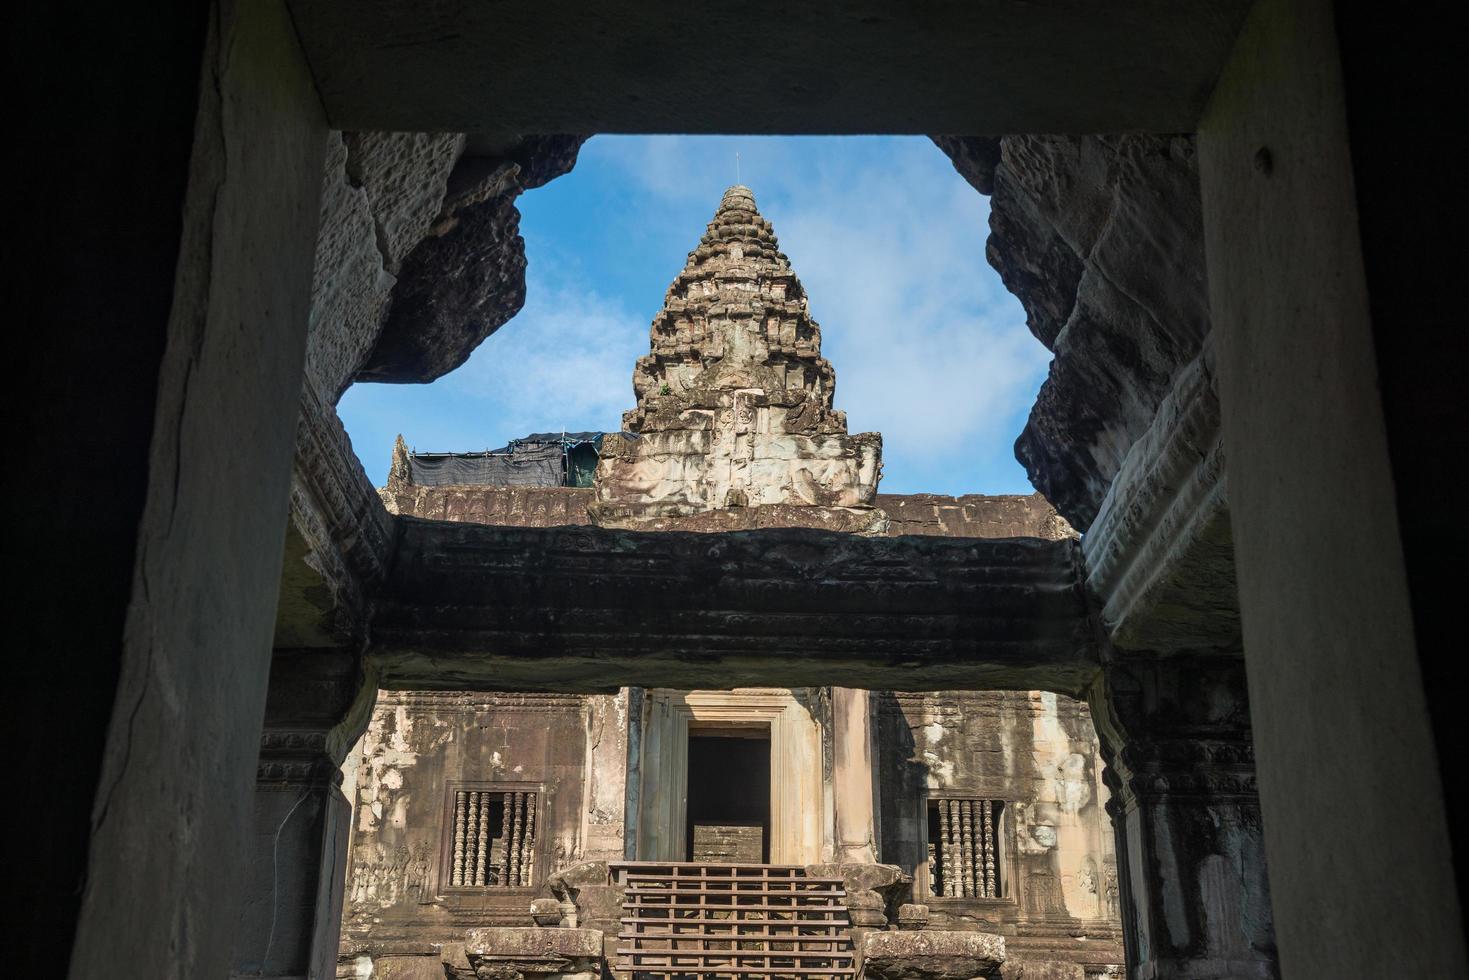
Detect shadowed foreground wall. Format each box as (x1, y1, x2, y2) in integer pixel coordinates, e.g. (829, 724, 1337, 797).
(41, 2, 329, 978)
(1199, 0, 1466, 973)
(1334, 0, 1469, 885)
(9, 2, 210, 971)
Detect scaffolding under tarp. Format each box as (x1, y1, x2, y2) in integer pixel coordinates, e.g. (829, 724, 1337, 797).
(407, 432, 628, 488)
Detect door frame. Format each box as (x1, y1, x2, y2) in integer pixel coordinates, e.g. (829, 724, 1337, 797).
(637, 689, 825, 863)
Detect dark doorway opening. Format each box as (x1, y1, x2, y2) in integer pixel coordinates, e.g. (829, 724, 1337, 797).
(686, 728, 771, 862)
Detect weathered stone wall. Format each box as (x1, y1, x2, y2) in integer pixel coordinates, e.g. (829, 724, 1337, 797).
(338, 691, 597, 964)
(877, 692, 1121, 973)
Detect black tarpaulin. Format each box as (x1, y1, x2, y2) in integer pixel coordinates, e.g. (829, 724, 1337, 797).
(406, 431, 635, 488)
(408, 443, 563, 487)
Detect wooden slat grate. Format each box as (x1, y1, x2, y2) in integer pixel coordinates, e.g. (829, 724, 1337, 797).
(612, 862, 855, 980)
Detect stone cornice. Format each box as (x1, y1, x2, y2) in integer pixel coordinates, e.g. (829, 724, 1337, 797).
(1105, 733, 1259, 805)
(377, 690, 586, 710)
(257, 727, 341, 786)
(1082, 342, 1240, 651)
(287, 384, 396, 642)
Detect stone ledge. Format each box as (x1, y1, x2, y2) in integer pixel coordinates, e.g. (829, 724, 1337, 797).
(999, 959, 1085, 980)
(877, 493, 1076, 541)
(462, 926, 603, 959)
(589, 501, 889, 536)
(382, 485, 1079, 544)
(442, 927, 605, 980)
(862, 930, 1006, 980)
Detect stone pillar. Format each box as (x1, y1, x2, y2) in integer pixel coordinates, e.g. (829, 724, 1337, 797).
(833, 687, 879, 864)
(580, 690, 632, 863)
(232, 650, 374, 980)
(54, 1, 329, 977)
(818, 688, 909, 931)
(623, 687, 645, 860)
(1090, 656, 1276, 980)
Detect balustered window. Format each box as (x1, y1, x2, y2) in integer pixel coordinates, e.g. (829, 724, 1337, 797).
(447, 789, 539, 888)
(926, 798, 1004, 898)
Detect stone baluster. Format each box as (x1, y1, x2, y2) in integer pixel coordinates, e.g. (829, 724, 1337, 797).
(945, 800, 962, 897)
(937, 800, 952, 896)
(507, 792, 524, 886)
(452, 792, 468, 886)
(982, 801, 996, 898)
(466, 792, 482, 884)
(520, 794, 537, 885)
(475, 792, 491, 886)
(959, 800, 975, 898)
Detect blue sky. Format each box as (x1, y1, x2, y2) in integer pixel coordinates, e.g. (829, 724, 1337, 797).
(339, 136, 1051, 496)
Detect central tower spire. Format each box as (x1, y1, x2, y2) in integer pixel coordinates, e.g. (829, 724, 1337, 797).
(591, 185, 884, 531)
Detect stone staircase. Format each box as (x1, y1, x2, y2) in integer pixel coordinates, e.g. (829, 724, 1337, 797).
(612, 862, 856, 980)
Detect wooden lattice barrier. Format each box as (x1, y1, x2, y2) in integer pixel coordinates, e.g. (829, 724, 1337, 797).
(612, 862, 855, 980)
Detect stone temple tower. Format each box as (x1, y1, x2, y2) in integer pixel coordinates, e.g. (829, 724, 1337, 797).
(592, 185, 885, 531)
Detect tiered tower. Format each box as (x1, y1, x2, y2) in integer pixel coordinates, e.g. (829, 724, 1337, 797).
(591, 185, 884, 531)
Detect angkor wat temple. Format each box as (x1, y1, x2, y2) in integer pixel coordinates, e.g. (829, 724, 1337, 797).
(14, 2, 1465, 979)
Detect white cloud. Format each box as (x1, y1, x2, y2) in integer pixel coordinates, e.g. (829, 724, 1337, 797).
(446, 281, 646, 441)
(770, 152, 1050, 466)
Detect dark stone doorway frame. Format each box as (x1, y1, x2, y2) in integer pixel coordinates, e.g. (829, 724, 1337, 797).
(22, 1, 1465, 977)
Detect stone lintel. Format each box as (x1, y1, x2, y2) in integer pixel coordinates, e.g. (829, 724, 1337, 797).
(1082, 344, 1239, 651)
(286, 1, 1253, 134)
(368, 520, 1100, 696)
